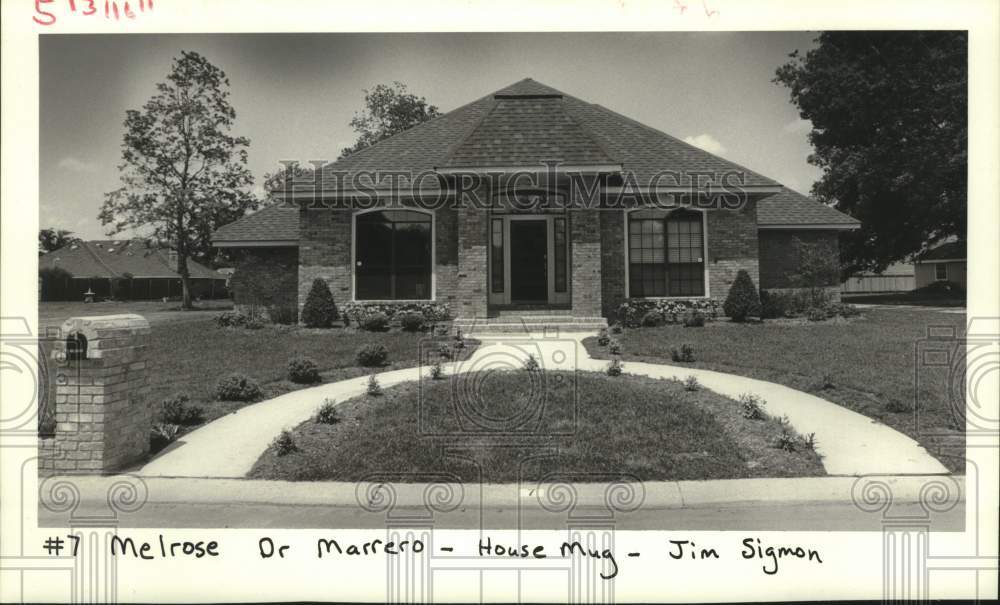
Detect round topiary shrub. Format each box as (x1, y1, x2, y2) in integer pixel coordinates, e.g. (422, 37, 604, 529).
(300, 278, 339, 328)
(641, 310, 664, 327)
(287, 355, 321, 384)
(723, 269, 762, 322)
(356, 343, 389, 367)
(215, 373, 263, 401)
(360, 311, 390, 332)
(399, 311, 425, 332)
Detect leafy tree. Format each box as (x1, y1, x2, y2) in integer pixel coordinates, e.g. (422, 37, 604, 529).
(340, 82, 441, 158)
(261, 161, 316, 204)
(723, 270, 762, 322)
(774, 32, 967, 274)
(38, 228, 75, 254)
(300, 278, 338, 328)
(788, 236, 841, 305)
(100, 51, 256, 309)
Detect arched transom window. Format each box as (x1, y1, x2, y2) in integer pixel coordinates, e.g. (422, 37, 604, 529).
(355, 209, 433, 300)
(627, 208, 705, 297)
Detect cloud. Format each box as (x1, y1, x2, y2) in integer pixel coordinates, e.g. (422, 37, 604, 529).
(57, 156, 98, 173)
(783, 118, 812, 134)
(683, 133, 726, 155)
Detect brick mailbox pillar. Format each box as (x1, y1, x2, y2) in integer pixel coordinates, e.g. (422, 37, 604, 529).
(42, 314, 151, 474)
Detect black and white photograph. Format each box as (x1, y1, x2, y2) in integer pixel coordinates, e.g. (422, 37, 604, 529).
(1, 0, 997, 602)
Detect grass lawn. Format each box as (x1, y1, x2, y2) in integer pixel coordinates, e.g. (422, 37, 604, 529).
(248, 371, 824, 482)
(39, 299, 233, 328)
(585, 308, 966, 473)
(41, 316, 478, 446)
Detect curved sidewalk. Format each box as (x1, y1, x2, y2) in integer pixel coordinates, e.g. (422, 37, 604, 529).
(138, 333, 949, 478)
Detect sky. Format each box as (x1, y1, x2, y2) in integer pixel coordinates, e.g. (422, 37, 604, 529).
(40, 32, 821, 240)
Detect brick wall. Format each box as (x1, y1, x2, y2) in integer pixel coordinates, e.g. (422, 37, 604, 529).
(40, 314, 151, 475)
(455, 200, 488, 318)
(229, 247, 299, 314)
(758, 229, 841, 289)
(706, 199, 760, 298)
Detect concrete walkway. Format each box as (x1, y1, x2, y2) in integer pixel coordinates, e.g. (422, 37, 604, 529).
(138, 331, 950, 478)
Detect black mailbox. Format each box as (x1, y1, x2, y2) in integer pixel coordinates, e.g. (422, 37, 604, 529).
(66, 332, 88, 361)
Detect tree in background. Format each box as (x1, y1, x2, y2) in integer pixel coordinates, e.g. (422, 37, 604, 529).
(100, 51, 256, 309)
(261, 161, 316, 204)
(38, 228, 75, 254)
(339, 82, 441, 159)
(774, 32, 967, 274)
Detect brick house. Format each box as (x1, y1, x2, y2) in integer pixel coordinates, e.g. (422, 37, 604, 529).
(213, 78, 859, 326)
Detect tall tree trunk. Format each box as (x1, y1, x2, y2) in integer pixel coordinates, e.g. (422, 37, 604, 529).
(177, 253, 193, 309)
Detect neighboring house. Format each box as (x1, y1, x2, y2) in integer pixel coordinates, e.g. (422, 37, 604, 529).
(212, 78, 859, 323)
(913, 240, 967, 289)
(841, 261, 915, 294)
(38, 240, 228, 301)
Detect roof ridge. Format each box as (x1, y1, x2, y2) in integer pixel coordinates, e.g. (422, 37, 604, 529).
(437, 97, 502, 168)
(321, 88, 499, 170)
(584, 101, 780, 187)
(78, 240, 120, 279)
(557, 98, 620, 166)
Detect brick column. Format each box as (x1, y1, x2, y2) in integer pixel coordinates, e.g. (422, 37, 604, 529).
(456, 204, 489, 318)
(570, 211, 602, 317)
(41, 314, 151, 475)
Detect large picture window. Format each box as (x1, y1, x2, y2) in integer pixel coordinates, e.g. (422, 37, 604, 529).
(355, 210, 432, 300)
(628, 208, 705, 297)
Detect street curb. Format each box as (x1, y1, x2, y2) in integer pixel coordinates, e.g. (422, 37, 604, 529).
(40, 474, 963, 512)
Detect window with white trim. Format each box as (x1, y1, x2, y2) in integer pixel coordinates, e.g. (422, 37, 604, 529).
(935, 263, 948, 281)
(628, 208, 705, 297)
(355, 210, 432, 300)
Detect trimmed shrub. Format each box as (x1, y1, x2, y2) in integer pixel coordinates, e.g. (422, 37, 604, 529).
(399, 311, 425, 332)
(430, 361, 444, 380)
(684, 375, 700, 391)
(366, 374, 382, 396)
(437, 343, 454, 360)
(356, 343, 389, 367)
(723, 270, 762, 322)
(316, 399, 340, 424)
(739, 393, 767, 420)
(608, 338, 622, 355)
(359, 311, 390, 332)
(523, 354, 540, 372)
(641, 310, 665, 327)
(806, 306, 827, 322)
(160, 394, 204, 426)
(272, 429, 297, 456)
(671, 344, 695, 363)
(300, 278, 338, 328)
(597, 328, 610, 346)
(150, 423, 180, 452)
(682, 311, 706, 328)
(606, 358, 624, 377)
(216, 311, 247, 328)
(287, 355, 321, 384)
(215, 373, 262, 401)
(610, 322, 624, 334)
(618, 298, 721, 327)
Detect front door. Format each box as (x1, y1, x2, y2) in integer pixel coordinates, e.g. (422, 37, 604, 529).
(509, 220, 548, 302)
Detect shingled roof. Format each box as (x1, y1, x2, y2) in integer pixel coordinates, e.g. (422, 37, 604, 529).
(917, 240, 965, 262)
(292, 78, 780, 193)
(757, 187, 860, 228)
(40, 240, 222, 279)
(212, 204, 299, 245)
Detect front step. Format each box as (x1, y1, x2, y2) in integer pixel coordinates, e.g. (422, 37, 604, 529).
(454, 315, 607, 334)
